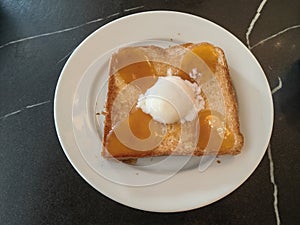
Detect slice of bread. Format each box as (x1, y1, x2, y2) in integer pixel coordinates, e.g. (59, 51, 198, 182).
(102, 43, 244, 159)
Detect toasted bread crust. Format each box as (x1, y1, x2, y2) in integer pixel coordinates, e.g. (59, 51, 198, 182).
(102, 43, 244, 158)
(213, 47, 243, 154)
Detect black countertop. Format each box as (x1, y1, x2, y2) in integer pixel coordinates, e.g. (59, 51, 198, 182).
(1, 0, 299, 224)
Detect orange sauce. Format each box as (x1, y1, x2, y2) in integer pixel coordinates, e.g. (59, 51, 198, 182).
(128, 107, 152, 139)
(105, 107, 154, 157)
(117, 61, 155, 83)
(190, 43, 218, 72)
(106, 45, 234, 157)
(197, 110, 234, 151)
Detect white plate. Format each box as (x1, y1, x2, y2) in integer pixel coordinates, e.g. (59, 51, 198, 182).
(54, 11, 273, 212)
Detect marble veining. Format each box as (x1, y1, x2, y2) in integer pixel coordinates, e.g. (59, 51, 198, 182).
(0, 17, 103, 49)
(267, 78, 282, 225)
(246, 0, 268, 48)
(106, 12, 120, 19)
(0, 109, 22, 120)
(0, 100, 50, 120)
(267, 144, 281, 225)
(123, 6, 144, 12)
(246, 1, 287, 223)
(250, 25, 300, 49)
(57, 50, 74, 64)
(271, 77, 283, 94)
(0, 6, 144, 50)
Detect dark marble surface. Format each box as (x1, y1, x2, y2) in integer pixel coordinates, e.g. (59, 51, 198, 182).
(0, 0, 299, 224)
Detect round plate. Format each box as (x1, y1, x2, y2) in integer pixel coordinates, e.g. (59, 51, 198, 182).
(54, 11, 273, 212)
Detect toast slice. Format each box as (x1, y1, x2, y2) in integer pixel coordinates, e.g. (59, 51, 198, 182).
(102, 43, 244, 159)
